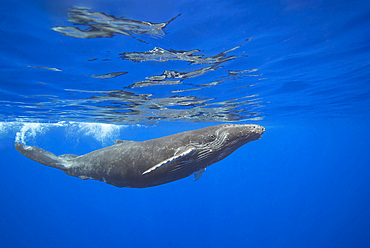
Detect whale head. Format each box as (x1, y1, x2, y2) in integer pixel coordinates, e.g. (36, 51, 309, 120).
(192, 123, 265, 166)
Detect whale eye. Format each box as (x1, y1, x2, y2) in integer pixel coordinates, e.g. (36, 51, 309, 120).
(210, 134, 216, 140)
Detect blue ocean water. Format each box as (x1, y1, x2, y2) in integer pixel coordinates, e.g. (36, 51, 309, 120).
(1, 0, 370, 247)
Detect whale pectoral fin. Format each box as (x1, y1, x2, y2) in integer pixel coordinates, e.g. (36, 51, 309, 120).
(142, 147, 196, 175)
(194, 168, 206, 181)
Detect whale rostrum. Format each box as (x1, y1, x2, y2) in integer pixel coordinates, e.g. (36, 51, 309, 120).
(15, 124, 265, 188)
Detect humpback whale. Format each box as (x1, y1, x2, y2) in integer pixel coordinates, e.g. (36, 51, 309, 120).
(15, 124, 265, 188)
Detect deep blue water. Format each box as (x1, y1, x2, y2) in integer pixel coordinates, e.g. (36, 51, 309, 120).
(1, 0, 370, 247)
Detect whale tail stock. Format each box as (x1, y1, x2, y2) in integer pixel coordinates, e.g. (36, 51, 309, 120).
(15, 143, 76, 170)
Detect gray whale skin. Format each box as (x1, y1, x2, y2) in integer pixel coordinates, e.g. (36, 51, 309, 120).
(15, 124, 265, 188)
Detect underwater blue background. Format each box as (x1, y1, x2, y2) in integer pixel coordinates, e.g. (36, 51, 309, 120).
(1, 0, 370, 247)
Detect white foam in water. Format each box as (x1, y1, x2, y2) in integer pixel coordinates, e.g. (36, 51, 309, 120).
(15, 123, 45, 144)
(0, 121, 130, 145)
(0, 122, 11, 134)
(74, 122, 123, 145)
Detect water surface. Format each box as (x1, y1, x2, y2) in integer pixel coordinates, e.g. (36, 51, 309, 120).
(0, 0, 369, 247)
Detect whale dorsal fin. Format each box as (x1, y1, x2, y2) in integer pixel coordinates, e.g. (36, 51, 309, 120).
(194, 168, 206, 181)
(142, 147, 196, 175)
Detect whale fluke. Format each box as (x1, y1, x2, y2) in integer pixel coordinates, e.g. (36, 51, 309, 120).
(15, 143, 74, 170)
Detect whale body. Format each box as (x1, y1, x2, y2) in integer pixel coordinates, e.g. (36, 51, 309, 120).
(15, 124, 265, 188)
